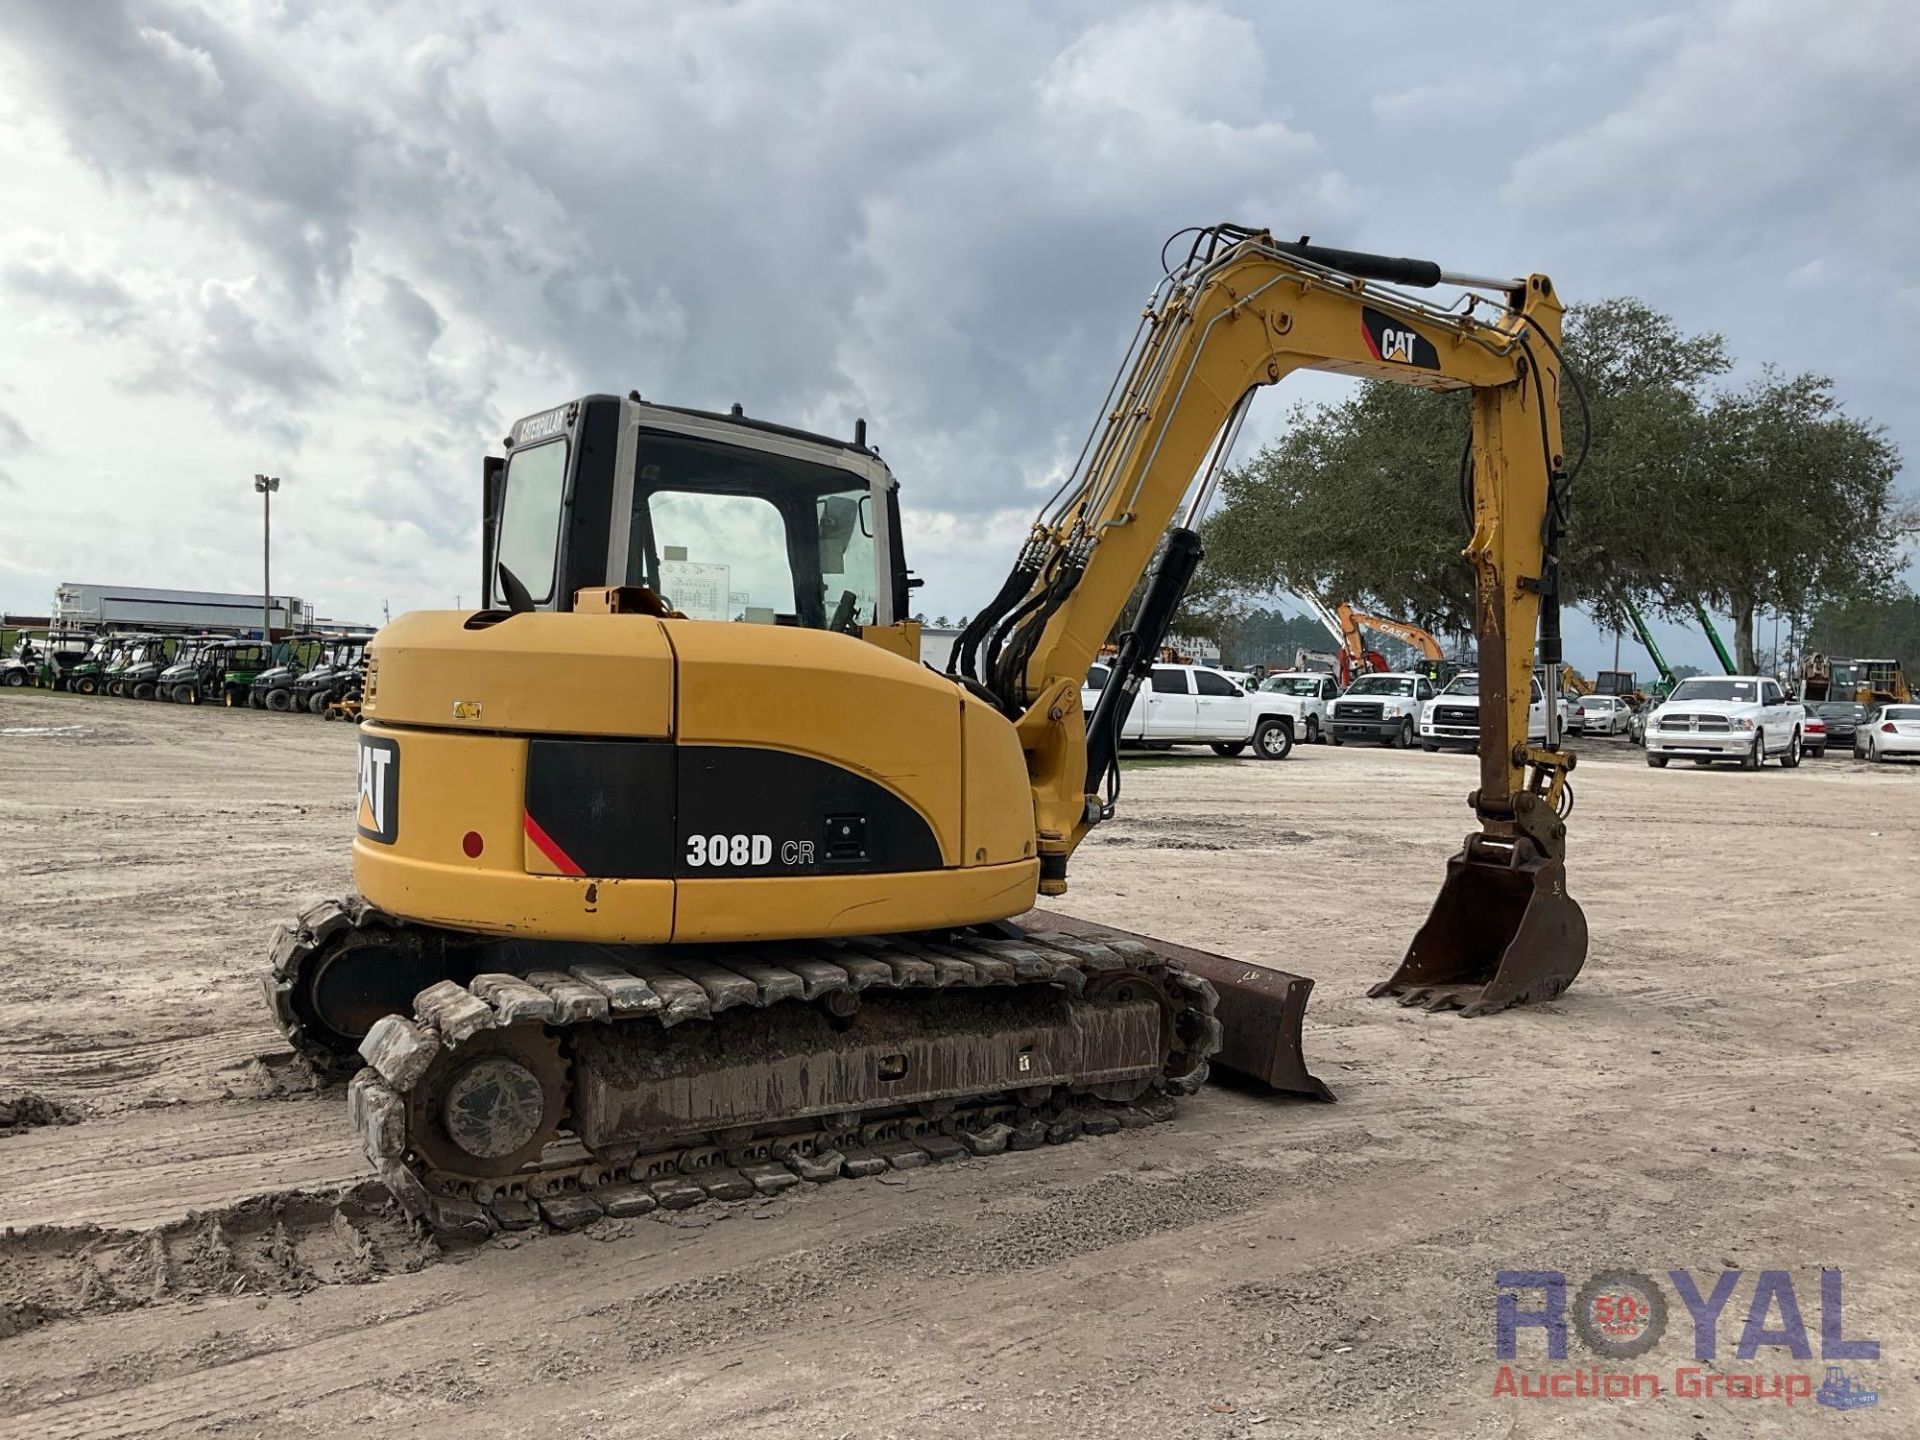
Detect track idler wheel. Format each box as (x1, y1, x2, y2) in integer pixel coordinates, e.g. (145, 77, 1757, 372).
(403, 1026, 569, 1179)
(1372, 832, 1587, 1016)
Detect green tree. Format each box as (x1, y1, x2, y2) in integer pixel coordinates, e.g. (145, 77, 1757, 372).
(1203, 385, 1471, 629)
(1200, 298, 1908, 672)
(1551, 299, 1729, 629)
(1204, 299, 1731, 631)
(1669, 371, 1905, 671)
(1808, 589, 1920, 662)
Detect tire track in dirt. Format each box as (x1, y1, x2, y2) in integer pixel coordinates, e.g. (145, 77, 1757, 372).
(0, 1182, 436, 1344)
(0, 1097, 362, 1230)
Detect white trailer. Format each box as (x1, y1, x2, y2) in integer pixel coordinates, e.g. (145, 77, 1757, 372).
(52, 583, 314, 638)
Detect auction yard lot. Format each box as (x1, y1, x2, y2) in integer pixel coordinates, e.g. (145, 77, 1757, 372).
(1, 688, 1916, 1439)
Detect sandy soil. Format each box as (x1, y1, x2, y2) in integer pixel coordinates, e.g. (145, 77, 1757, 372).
(1, 686, 1916, 1438)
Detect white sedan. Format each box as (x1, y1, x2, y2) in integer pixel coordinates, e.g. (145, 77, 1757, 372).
(1571, 694, 1630, 736)
(1855, 704, 1920, 762)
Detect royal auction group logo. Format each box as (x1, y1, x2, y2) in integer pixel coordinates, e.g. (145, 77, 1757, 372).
(1494, 1268, 1880, 1410)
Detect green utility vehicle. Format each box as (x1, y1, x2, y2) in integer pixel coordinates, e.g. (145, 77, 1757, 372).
(249, 635, 328, 711)
(218, 642, 276, 707)
(292, 635, 371, 714)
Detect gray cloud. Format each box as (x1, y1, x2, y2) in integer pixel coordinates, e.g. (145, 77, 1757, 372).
(0, 0, 1910, 669)
(3, 259, 137, 327)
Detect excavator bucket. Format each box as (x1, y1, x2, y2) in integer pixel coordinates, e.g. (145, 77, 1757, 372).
(1369, 834, 1587, 1017)
(1019, 908, 1333, 1101)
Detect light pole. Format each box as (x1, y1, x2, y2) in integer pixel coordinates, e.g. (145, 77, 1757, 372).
(254, 474, 280, 651)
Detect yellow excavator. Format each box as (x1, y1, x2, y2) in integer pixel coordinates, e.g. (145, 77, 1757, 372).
(264, 226, 1588, 1234)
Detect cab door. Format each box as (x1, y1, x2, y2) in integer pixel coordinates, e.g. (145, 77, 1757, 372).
(1192, 668, 1250, 741)
(1144, 666, 1198, 739)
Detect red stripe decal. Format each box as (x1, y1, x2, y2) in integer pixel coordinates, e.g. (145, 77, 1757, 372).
(523, 811, 585, 876)
(1360, 322, 1382, 361)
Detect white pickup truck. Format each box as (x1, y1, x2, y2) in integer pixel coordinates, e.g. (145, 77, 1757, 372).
(1330, 672, 1439, 747)
(1253, 670, 1343, 744)
(1084, 662, 1297, 759)
(1418, 672, 1562, 751)
(1643, 675, 1805, 769)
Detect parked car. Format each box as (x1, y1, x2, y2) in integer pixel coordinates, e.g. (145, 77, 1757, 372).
(1854, 704, 1920, 762)
(1083, 662, 1296, 759)
(1571, 693, 1630, 736)
(1418, 672, 1554, 752)
(1811, 701, 1867, 752)
(1254, 670, 1342, 744)
(1799, 705, 1827, 758)
(1643, 675, 1805, 769)
(1331, 672, 1437, 747)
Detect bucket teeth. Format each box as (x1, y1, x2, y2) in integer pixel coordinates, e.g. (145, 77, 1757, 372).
(1373, 836, 1589, 1017)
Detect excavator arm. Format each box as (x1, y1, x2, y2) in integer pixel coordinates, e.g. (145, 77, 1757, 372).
(1345, 607, 1447, 663)
(1293, 590, 1364, 684)
(952, 225, 1586, 1014)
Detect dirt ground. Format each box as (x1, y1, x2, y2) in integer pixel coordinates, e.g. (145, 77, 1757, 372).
(2, 686, 1916, 1439)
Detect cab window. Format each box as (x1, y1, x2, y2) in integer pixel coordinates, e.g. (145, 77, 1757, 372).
(1194, 670, 1240, 697)
(623, 431, 877, 631)
(1150, 668, 1188, 694)
(496, 439, 568, 605)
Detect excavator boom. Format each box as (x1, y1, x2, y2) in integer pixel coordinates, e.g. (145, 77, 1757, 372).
(953, 226, 1587, 1014)
(1344, 605, 1446, 672)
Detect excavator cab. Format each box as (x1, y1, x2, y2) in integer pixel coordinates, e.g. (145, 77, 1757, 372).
(483, 396, 910, 636)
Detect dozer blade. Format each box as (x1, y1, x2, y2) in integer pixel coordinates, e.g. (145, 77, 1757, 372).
(1370, 834, 1587, 1017)
(1016, 908, 1333, 1101)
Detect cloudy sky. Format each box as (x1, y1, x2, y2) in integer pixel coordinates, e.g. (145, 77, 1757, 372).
(1, 0, 1912, 671)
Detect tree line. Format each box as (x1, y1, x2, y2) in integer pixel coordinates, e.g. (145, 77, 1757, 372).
(1192, 299, 1913, 674)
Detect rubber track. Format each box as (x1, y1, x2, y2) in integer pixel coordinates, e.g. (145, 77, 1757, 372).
(262, 895, 398, 1079)
(323, 910, 1221, 1240)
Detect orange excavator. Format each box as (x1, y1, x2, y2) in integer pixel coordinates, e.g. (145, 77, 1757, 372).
(1293, 592, 1447, 683)
(1292, 592, 1380, 684)
(1337, 604, 1447, 680)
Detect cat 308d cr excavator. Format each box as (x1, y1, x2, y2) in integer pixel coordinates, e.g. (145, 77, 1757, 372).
(265, 226, 1588, 1234)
